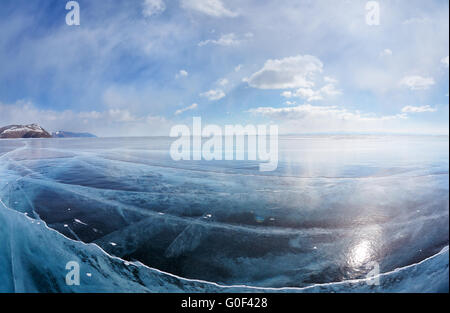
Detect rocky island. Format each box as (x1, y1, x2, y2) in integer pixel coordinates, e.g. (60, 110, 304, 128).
(0, 124, 52, 139)
(0, 124, 96, 139)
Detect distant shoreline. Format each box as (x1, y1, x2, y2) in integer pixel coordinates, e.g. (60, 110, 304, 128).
(1, 133, 448, 140)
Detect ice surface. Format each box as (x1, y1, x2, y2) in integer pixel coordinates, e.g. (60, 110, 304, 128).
(0, 202, 447, 292)
(0, 136, 448, 292)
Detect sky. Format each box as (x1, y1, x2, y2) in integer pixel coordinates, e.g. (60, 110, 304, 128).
(0, 0, 449, 136)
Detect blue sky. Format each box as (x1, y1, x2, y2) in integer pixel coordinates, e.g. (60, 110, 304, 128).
(0, 0, 448, 136)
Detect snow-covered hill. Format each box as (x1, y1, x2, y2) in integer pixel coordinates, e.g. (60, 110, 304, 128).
(0, 124, 52, 139)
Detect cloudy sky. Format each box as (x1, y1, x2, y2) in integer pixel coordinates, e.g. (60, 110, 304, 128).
(0, 0, 448, 136)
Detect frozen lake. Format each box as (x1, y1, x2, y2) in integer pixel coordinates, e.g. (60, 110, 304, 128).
(0, 135, 448, 292)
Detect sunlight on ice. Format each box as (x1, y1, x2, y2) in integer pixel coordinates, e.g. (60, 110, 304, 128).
(349, 240, 373, 268)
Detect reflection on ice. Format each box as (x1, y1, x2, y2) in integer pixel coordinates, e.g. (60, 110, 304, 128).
(349, 240, 372, 268)
(345, 225, 382, 277)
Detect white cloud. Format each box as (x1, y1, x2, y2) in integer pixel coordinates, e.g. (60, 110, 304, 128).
(295, 88, 323, 101)
(200, 89, 225, 101)
(180, 0, 238, 17)
(234, 64, 243, 72)
(199, 33, 248, 47)
(401, 105, 437, 113)
(320, 84, 342, 97)
(400, 75, 435, 90)
(246, 55, 323, 90)
(217, 78, 229, 86)
(249, 104, 406, 122)
(176, 70, 189, 78)
(281, 83, 342, 102)
(380, 49, 393, 57)
(248, 104, 409, 133)
(281, 91, 293, 98)
(324, 76, 338, 84)
(251, 55, 340, 101)
(142, 0, 166, 17)
(175, 103, 198, 115)
(441, 56, 449, 68)
(108, 109, 137, 122)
